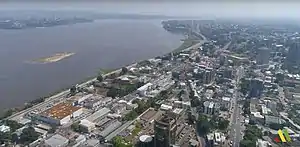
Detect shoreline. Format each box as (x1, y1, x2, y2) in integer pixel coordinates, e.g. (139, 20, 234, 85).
(1, 33, 204, 120)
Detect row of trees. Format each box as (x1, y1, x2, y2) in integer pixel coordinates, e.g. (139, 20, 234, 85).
(106, 82, 145, 98)
(0, 126, 39, 145)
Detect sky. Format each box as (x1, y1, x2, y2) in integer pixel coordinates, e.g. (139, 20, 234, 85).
(0, 1, 300, 18)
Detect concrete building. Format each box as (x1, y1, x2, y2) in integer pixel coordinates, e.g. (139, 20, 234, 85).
(44, 134, 69, 147)
(154, 114, 177, 147)
(203, 101, 219, 115)
(79, 119, 96, 133)
(85, 107, 110, 123)
(35, 103, 82, 125)
(203, 68, 214, 84)
(221, 97, 231, 110)
(99, 121, 122, 137)
(286, 41, 300, 71)
(256, 47, 270, 65)
(137, 83, 153, 96)
(249, 78, 264, 98)
(0, 125, 10, 133)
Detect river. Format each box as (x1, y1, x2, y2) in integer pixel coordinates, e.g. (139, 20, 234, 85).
(0, 19, 183, 112)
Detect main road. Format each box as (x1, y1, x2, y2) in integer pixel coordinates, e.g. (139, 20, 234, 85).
(6, 64, 136, 121)
(229, 66, 244, 147)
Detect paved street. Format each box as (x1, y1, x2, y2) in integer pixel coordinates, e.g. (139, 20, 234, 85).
(229, 66, 244, 147)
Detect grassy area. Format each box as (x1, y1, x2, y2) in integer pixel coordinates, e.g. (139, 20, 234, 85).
(173, 39, 200, 53)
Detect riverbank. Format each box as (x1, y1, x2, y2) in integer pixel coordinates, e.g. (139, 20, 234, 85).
(1, 35, 202, 120)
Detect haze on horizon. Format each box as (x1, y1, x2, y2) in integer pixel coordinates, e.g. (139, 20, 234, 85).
(0, 1, 300, 19)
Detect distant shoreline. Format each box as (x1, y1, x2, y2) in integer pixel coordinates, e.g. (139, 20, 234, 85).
(29, 52, 75, 64)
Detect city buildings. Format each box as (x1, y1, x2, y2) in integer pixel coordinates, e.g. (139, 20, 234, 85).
(154, 114, 177, 147)
(256, 47, 270, 65)
(34, 102, 83, 125)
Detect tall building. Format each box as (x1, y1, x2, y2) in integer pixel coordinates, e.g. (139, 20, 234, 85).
(286, 41, 300, 71)
(248, 78, 264, 98)
(154, 114, 177, 147)
(203, 68, 214, 84)
(256, 47, 270, 65)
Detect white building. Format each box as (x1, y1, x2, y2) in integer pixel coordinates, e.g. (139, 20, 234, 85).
(137, 83, 153, 96)
(160, 104, 173, 111)
(0, 125, 10, 133)
(35, 103, 83, 125)
(79, 119, 96, 132)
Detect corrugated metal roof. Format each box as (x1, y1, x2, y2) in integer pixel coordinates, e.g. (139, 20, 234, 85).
(86, 107, 110, 122)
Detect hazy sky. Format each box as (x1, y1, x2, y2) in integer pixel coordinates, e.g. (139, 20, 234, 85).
(0, 1, 300, 18)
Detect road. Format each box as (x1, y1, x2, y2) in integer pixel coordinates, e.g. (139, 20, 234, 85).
(6, 64, 137, 121)
(229, 66, 244, 147)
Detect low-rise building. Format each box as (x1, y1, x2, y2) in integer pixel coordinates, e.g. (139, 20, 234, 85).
(221, 97, 231, 110)
(0, 125, 10, 133)
(79, 119, 96, 133)
(35, 102, 83, 125)
(44, 134, 69, 147)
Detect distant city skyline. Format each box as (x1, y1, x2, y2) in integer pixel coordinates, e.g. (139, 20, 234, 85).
(0, 1, 300, 19)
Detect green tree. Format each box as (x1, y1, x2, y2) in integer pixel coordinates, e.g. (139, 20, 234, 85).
(112, 136, 132, 147)
(19, 127, 39, 145)
(3, 120, 23, 132)
(0, 132, 12, 144)
(274, 73, 284, 84)
(240, 78, 249, 95)
(97, 74, 104, 82)
(240, 139, 255, 147)
(172, 72, 180, 80)
(71, 122, 82, 133)
(106, 87, 119, 98)
(70, 86, 77, 95)
(197, 114, 210, 135)
(218, 119, 230, 130)
(120, 67, 128, 75)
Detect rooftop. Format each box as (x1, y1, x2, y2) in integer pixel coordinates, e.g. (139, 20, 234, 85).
(41, 102, 81, 120)
(45, 134, 69, 147)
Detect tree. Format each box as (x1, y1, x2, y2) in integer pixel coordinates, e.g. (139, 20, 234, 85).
(178, 90, 185, 97)
(274, 73, 284, 84)
(240, 139, 255, 147)
(106, 87, 119, 98)
(19, 127, 39, 145)
(218, 119, 230, 130)
(120, 67, 128, 75)
(0, 132, 11, 144)
(112, 136, 132, 147)
(3, 120, 23, 132)
(70, 86, 77, 95)
(172, 72, 180, 80)
(71, 122, 82, 133)
(240, 78, 249, 95)
(197, 114, 210, 135)
(97, 74, 104, 82)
